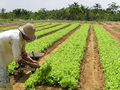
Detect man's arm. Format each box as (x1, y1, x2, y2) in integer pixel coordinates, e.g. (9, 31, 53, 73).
(12, 39, 40, 68)
(17, 59, 40, 68)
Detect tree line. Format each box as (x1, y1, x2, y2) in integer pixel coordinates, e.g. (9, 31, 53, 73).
(0, 2, 120, 21)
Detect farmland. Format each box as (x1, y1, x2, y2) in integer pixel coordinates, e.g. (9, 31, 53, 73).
(1, 21, 120, 90)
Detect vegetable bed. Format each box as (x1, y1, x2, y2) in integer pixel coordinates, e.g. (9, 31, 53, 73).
(26, 23, 80, 52)
(94, 24, 120, 90)
(24, 24, 90, 89)
(35, 23, 69, 36)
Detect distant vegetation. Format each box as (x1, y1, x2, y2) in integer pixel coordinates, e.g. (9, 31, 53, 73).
(1, 2, 120, 21)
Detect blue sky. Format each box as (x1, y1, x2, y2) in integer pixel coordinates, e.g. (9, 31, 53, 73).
(0, 0, 120, 12)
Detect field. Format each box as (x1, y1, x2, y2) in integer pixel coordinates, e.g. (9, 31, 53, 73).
(1, 21, 120, 90)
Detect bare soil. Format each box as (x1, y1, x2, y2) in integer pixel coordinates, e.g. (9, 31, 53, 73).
(0, 22, 26, 29)
(78, 25, 105, 90)
(100, 24, 120, 44)
(107, 23, 120, 32)
(11, 25, 81, 90)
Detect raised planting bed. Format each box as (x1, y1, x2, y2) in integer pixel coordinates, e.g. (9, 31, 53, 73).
(36, 23, 60, 31)
(24, 24, 90, 89)
(26, 23, 80, 53)
(35, 23, 69, 37)
(94, 24, 120, 90)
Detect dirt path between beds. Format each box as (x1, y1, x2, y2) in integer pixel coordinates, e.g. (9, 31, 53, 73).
(78, 25, 105, 90)
(0, 22, 25, 28)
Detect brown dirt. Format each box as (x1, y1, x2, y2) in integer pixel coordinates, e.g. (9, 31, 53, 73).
(78, 25, 105, 90)
(105, 22, 113, 25)
(97, 22, 105, 26)
(0, 22, 45, 32)
(100, 24, 120, 44)
(107, 23, 120, 32)
(11, 25, 81, 90)
(0, 22, 26, 29)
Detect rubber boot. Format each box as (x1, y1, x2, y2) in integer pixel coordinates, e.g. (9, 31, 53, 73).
(6, 83, 13, 90)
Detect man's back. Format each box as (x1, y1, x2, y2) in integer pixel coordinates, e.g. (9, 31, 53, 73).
(0, 30, 25, 69)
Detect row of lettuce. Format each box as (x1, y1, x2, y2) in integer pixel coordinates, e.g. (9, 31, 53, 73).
(94, 25, 120, 90)
(8, 23, 78, 74)
(26, 23, 79, 52)
(24, 24, 90, 89)
(25, 24, 120, 89)
(0, 23, 55, 31)
(35, 23, 69, 37)
(8, 23, 120, 89)
(0, 23, 66, 35)
(36, 23, 60, 31)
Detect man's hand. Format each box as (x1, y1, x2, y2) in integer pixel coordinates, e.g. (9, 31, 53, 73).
(22, 52, 39, 64)
(18, 59, 40, 68)
(20, 52, 40, 68)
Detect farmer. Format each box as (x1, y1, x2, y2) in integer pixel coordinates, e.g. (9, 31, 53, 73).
(0, 23, 40, 90)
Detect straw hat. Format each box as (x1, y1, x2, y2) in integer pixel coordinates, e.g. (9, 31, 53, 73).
(19, 23, 37, 41)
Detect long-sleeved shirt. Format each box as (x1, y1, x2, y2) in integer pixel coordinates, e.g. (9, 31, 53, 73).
(0, 29, 26, 69)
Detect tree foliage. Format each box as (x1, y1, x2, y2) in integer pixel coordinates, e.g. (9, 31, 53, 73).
(0, 2, 120, 21)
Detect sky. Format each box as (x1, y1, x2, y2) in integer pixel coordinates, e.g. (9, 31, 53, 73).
(0, 0, 120, 12)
